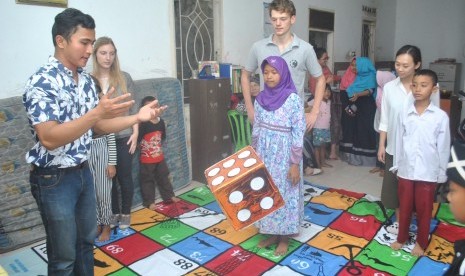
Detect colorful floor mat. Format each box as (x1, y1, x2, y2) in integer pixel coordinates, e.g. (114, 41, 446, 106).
(1, 181, 464, 275)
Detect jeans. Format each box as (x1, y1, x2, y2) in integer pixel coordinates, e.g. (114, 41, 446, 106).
(112, 137, 134, 215)
(30, 163, 96, 276)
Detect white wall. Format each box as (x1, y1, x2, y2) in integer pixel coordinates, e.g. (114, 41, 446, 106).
(394, 0, 465, 88)
(222, 0, 384, 66)
(221, 0, 263, 65)
(2, 0, 465, 99)
(375, 0, 397, 61)
(0, 0, 175, 99)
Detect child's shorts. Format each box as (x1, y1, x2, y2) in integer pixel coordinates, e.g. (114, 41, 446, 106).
(313, 128, 330, 147)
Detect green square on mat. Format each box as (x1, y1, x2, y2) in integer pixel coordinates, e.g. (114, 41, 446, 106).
(141, 221, 198, 247)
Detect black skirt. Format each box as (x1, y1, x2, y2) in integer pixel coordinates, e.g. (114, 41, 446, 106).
(339, 90, 377, 166)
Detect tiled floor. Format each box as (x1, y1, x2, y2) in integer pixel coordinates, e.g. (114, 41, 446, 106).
(302, 159, 383, 198)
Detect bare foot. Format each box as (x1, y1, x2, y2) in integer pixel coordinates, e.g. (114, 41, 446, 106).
(390, 241, 404, 250)
(148, 203, 157, 211)
(379, 170, 385, 177)
(98, 225, 111, 242)
(329, 155, 339, 160)
(411, 243, 424, 256)
(96, 225, 102, 237)
(369, 167, 381, 173)
(171, 197, 180, 202)
(274, 236, 290, 256)
(257, 235, 279, 249)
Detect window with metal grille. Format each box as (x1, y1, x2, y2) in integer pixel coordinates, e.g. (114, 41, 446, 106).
(174, 0, 216, 102)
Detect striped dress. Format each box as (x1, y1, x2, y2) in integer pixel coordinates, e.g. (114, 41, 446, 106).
(89, 133, 116, 225)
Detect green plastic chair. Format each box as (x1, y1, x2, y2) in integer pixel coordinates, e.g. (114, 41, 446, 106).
(227, 110, 252, 152)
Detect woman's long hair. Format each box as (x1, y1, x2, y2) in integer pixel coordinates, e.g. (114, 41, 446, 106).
(92, 36, 128, 94)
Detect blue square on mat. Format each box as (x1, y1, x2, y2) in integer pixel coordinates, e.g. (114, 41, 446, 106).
(170, 231, 233, 265)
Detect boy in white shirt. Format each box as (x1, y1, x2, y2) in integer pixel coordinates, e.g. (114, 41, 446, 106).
(390, 69, 450, 256)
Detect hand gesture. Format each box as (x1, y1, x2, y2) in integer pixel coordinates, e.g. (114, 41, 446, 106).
(137, 99, 168, 123)
(96, 87, 134, 119)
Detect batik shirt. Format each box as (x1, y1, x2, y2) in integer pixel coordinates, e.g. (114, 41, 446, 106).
(23, 56, 99, 168)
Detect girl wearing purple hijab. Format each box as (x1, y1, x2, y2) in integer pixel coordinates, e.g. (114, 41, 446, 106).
(252, 56, 305, 256)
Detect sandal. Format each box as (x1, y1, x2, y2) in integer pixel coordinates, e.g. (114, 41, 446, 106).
(304, 167, 322, 176)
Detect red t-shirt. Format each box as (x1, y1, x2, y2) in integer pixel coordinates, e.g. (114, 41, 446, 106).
(139, 119, 166, 164)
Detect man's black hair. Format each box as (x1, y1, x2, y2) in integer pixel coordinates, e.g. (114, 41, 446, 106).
(52, 8, 95, 46)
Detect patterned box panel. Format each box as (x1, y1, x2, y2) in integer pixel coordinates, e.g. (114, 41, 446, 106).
(204, 146, 284, 230)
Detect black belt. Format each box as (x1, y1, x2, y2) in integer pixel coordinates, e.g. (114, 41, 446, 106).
(31, 161, 88, 174)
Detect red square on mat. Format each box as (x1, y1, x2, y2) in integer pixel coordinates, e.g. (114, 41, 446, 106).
(101, 233, 164, 266)
(327, 188, 365, 199)
(330, 212, 382, 240)
(433, 221, 465, 243)
(204, 245, 274, 275)
(153, 200, 198, 217)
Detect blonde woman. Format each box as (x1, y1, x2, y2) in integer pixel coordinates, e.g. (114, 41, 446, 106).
(92, 36, 139, 229)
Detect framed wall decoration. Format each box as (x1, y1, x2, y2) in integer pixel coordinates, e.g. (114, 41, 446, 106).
(16, 0, 68, 8)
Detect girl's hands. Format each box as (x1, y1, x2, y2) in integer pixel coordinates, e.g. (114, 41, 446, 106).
(287, 164, 300, 186)
(106, 165, 116, 178)
(127, 133, 138, 154)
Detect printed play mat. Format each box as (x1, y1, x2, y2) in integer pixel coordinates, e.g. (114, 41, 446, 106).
(2, 181, 464, 275)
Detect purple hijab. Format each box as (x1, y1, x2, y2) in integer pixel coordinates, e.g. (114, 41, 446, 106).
(256, 56, 297, 111)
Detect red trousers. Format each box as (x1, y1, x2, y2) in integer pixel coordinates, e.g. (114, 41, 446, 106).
(397, 177, 436, 249)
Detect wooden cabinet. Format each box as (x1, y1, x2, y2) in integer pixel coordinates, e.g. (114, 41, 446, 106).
(441, 95, 462, 140)
(430, 63, 462, 140)
(187, 78, 232, 182)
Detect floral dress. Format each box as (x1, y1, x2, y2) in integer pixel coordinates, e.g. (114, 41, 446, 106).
(252, 93, 305, 235)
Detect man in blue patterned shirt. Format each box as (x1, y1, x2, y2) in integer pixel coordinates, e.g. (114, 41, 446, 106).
(23, 8, 166, 275)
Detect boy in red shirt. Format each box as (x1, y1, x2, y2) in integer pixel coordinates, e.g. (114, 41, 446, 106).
(138, 96, 179, 210)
